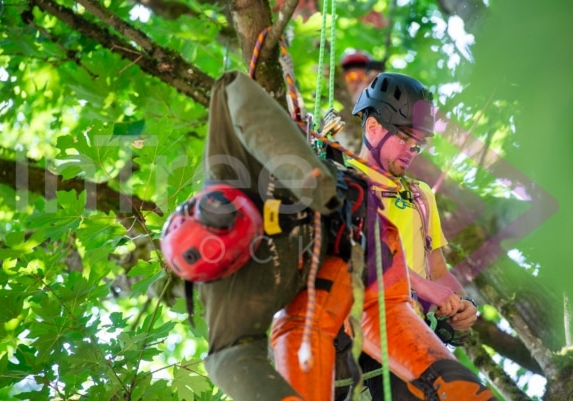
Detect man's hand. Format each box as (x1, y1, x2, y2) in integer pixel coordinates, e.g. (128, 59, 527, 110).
(447, 298, 478, 331)
(435, 293, 462, 318)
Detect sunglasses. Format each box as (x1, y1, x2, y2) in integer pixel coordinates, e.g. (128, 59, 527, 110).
(394, 130, 428, 154)
(343, 69, 367, 83)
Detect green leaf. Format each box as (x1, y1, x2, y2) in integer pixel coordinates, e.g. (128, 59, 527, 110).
(76, 211, 127, 249)
(67, 340, 108, 376)
(173, 367, 211, 401)
(171, 296, 190, 315)
(105, 311, 131, 333)
(0, 289, 24, 323)
(54, 122, 131, 181)
(113, 119, 146, 137)
(26, 191, 86, 239)
(128, 260, 166, 297)
(58, 271, 110, 307)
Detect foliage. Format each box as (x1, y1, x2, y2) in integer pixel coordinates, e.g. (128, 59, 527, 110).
(1, 0, 572, 400)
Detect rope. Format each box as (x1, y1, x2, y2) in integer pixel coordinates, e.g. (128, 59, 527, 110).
(280, 38, 306, 122)
(374, 214, 393, 401)
(249, 27, 305, 123)
(312, 0, 330, 124)
(248, 26, 270, 79)
(328, 0, 337, 110)
(312, 0, 339, 126)
(335, 365, 387, 387)
(298, 210, 323, 371)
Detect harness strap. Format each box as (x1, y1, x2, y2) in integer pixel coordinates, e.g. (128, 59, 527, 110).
(403, 178, 432, 251)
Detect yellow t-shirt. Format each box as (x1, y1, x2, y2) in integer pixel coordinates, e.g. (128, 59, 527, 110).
(347, 159, 447, 278)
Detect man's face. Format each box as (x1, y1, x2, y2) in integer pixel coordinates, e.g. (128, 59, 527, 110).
(344, 67, 380, 103)
(377, 125, 428, 177)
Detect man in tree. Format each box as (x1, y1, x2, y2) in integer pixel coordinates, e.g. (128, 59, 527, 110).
(162, 70, 494, 401)
(340, 71, 487, 400)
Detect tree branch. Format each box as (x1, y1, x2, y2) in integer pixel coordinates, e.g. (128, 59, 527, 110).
(463, 334, 533, 401)
(29, 0, 214, 107)
(265, 0, 299, 51)
(473, 316, 543, 375)
(480, 281, 560, 379)
(0, 158, 160, 217)
(229, 0, 287, 99)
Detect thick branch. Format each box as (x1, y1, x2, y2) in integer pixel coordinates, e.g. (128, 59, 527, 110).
(30, 0, 214, 107)
(473, 316, 543, 375)
(229, 0, 286, 98)
(479, 280, 560, 379)
(0, 159, 160, 217)
(463, 335, 533, 401)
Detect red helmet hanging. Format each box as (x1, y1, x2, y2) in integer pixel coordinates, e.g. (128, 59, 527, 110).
(160, 184, 263, 282)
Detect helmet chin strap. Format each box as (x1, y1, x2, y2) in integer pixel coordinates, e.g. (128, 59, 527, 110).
(362, 127, 393, 173)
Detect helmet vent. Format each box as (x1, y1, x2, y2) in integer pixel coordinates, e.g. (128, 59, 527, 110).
(393, 87, 402, 100)
(370, 76, 378, 89)
(380, 78, 389, 92)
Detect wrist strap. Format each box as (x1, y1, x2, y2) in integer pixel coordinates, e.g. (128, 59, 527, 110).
(460, 296, 478, 308)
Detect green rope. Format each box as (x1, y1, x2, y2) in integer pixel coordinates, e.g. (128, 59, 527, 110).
(374, 216, 393, 401)
(328, 0, 337, 110)
(312, 0, 338, 128)
(335, 366, 386, 387)
(312, 0, 329, 126)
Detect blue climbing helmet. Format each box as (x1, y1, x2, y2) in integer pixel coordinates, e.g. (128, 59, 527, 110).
(352, 72, 435, 136)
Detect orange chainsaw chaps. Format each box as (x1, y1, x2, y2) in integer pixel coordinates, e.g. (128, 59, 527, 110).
(361, 280, 455, 382)
(271, 256, 353, 401)
(407, 360, 499, 401)
(360, 214, 456, 382)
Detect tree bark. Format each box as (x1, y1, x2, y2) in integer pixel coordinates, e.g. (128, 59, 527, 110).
(472, 316, 543, 375)
(463, 335, 533, 401)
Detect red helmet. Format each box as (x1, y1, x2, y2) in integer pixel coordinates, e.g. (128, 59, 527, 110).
(160, 184, 263, 282)
(341, 49, 372, 70)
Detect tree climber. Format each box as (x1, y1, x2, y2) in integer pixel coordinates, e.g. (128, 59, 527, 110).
(337, 71, 492, 400)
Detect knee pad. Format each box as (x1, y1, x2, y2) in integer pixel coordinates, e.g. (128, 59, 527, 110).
(407, 360, 498, 401)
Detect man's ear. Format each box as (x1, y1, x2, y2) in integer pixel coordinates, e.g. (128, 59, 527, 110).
(364, 116, 382, 142)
